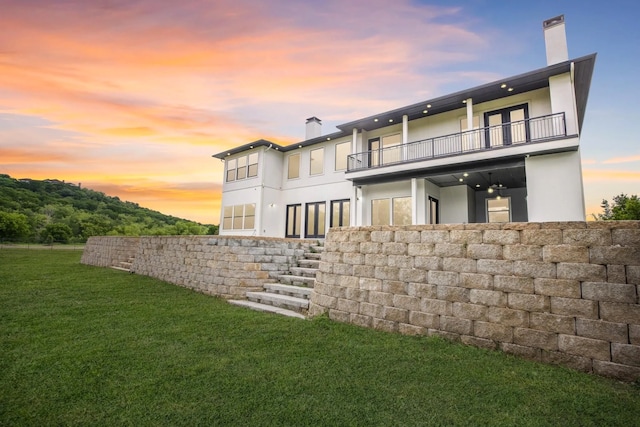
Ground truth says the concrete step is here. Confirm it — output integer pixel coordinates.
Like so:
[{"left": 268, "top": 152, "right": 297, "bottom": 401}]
[
  {"left": 298, "top": 259, "right": 320, "bottom": 268},
  {"left": 276, "top": 274, "right": 316, "bottom": 287},
  {"left": 228, "top": 300, "right": 305, "bottom": 319},
  {"left": 289, "top": 266, "right": 318, "bottom": 278},
  {"left": 303, "top": 252, "right": 322, "bottom": 260},
  {"left": 246, "top": 291, "right": 309, "bottom": 310},
  {"left": 110, "top": 266, "right": 131, "bottom": 272},
  {"left": 119, "top": 261, "right": 133, "bottom": 269},
  {"left": 311, "top": 245, "right": 325, "bottom": 253},
  {"left": 264, "top": 283, "right": 313, "bottom": 299}
]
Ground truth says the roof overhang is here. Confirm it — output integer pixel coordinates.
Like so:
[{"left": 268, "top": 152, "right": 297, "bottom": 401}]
[
  {"left": 213, "top": 53, "right": 596, "bottom": 158},
  {"left": 337, "top": 53, "right": 596, "bottom": 133}
]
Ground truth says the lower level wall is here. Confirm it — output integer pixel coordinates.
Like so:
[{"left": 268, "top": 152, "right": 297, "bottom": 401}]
[
  {"left": 308, "top": 222, "right": 640, "bottom": 381},
  {"left": 82, "top": 235, "right": 316, "bottom": 298}
]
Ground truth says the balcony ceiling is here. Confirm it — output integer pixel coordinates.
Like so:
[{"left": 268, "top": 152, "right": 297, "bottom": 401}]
[{"left": 426, "top": 165, "right": 526, "bottom": 191}]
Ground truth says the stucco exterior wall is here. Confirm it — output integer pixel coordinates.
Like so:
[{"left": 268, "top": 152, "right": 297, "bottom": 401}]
[{"left": 308, "top": 222, "right": 640, "bottom": 381}]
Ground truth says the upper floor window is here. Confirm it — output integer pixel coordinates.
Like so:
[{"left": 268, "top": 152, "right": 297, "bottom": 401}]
[
  {"left": 310, "top": 147, "right": 324, "bottom": 175},
  {"left": 335, "top": 141, "right": 349, "bottom": 171},
  {"left": 226, "top": 152, "right": 259, "bottom": 182},
  {"left": 288, "top": 153, "right": 300, "bottom": 179}
]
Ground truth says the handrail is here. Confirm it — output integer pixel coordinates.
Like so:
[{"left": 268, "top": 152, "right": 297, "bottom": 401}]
[{"left": 347, "top": 112, "right": 566, "bottom": 171}]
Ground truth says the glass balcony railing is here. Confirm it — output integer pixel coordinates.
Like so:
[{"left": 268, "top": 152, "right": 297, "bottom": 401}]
[{"left": 347, "top": 112, "right": 566, "bottom": 172}]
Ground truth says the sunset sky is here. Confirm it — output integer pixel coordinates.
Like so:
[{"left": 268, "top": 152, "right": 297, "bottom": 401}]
[{"left": 1, "top": 0, "right": 638, "bottom": 224}]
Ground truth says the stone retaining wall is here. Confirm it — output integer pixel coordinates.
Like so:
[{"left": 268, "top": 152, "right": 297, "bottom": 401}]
[
  {"left": 82, "top": 235, "right": 316, "bottom": 298},
  {"left": 81, "top": 236, "right": 140, "bottom": 267},
  {"left": 308, "top": 222, "right": 640, "bottom": 381}
]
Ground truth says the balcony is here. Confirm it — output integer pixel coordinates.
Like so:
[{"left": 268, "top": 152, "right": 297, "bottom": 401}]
[{"left": 347, "top": 113, "right": 567, "bottom": 172}]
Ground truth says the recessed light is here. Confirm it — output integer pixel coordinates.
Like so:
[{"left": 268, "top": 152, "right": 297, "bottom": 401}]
[
  {"left": 427, "top": 104, "right": 431, "bottom": 108},
  {"left": 475, "top": 184, "right": 480, "bottom": 188},
  {"left": 249, "top": 145, "right": 253, "bottom": 149},
  {"left": 488, "top": 187, "right": 494, "bottom": 194},
  {"left": 275, "top": 147, "right": 279, "bottom": 150},
  {"left": 389, "top": 119, "right": 393, "bottom": 122},
  {"left": 374, "top": 118, "right": 379, "bottom": 122},
  {"left": 508, "top": 87, "right": 514, "bottom": 92},
  {"left": 422, "top": 110, "right": 428, "bottom": 114},
  {"left": 459, "top": 178, "right": 463, "bottom": 182},
  {"left": 326, "top": 137, "right": 331, "bottom": 140},
  {"left": 501, "top": 83, "right": 507, "bottom": 88},
  {"left": 298, "top": 145, "right": 302, "bottom": 148},
  {"left": 227, "top": 153, "right": 231, "bottom": 156},
  {"left": 462, "top": 100, "right": 467, "bottom": 104},
  {"left": 463, "top": 172, "right": 469, "bottom": 177}
]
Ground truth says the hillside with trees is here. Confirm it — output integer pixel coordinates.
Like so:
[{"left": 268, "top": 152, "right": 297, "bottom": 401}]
[{"left": 0, "top": 174, "right": 217, "bottom": 243}]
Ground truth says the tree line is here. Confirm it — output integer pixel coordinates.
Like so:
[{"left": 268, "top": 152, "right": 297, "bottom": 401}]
[{"left": 0, "top": 174, "right": 218, "bottom": 243}]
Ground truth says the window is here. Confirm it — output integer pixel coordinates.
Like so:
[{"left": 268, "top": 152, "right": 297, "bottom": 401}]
[
  {"left": 247, "top": 153, "right": 258, "bottom": 177},
  {"left": 487, "top": 197, "right": 511, "bottom": 223},
  {"left": 371, "top": 196, "right": 412, "bottom": 225},
  {"left": 392, "top": 197, "right": 412, "bottom": 225},
  {"left": 226, "top": 153, "right": 259, "bottom": 182},
  {"left": 286, "top": 204, "right": 302, "bottom": 238},
  {"left": 310, "top": 148, "right": 324, "bottom": 175},
  {"left": 335, "top": 142, "right": 350, "bottom": 171},
  {"left": 371, "top": 199, "right": 390, "bottom": 226},
  {"left": 222, "top": 203, "right": 256, "bottom": 230},
  {"left": 484, "top": 104, "right": 529, "bottom": 147},
  {"left": 236, "top": 156, "right": 247, "bottom": 180},
  {"left": 305, "top": 202, "right": 326, "bottom": 238},
  {"left": 369, "top": 134, "right": 402, "bottom": 167},
  {"left": 222, "top": 206, "right": 233, "bottom": 230},
  {"left": 288, "top": 153, "right": 300, "bottom": 179},
  {"left": 226, "top": 159, "right": 237, "bottom": 182},
  {"left": 428, "top": 196, "right": 439, "bottom": 224},
  {"left": 330, "top": 199, "right": 350, "bottom": 228}
]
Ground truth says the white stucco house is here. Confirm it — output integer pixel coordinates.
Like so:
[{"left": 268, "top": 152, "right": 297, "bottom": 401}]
[{"left": 213, "top": 15, "right": 596, "bottom": 238}]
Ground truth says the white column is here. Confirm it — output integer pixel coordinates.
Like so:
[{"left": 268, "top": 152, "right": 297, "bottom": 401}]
[
  {"left": 411, "top": 178, "right": 418, "bottom": 225},
  {"left": 402, "top": 115, "right": 408, "bottom": 144},
  {"left": 466, "top": 98, "right": 473, "bottom": 130},
  {"left": 352, "top": 185, "right": 359, "bottom": 226}
]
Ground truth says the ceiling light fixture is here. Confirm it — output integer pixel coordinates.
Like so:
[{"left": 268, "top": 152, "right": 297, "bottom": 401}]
[
  {"left": 508, "top": 87, "right": 514, "bottom": 92},
  {"left": 374, "top": 118, "right": 379, "bottom": 122},
  {"left": 463, "top": 173, "right": 469, "bottom": 177},
  {"left": 389, "top": 119, "right": 393, "bottom": 122},
  {"left": 501, "top": 83, "right": 507, "bottom": 88},
  {"left": 423, "top": 110, "right": 428, "bottom": 114},
  {"left": 427, "top": 104, "right": 431, "bottom": 108}
]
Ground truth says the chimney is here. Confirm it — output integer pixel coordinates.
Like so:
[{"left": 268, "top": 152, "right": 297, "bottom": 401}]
[
  {"left": 305, "top": 116, "right": 322, "bottom": 140},
  {"left": 543, "top": 15, "right": 569, "bottom": 65}
]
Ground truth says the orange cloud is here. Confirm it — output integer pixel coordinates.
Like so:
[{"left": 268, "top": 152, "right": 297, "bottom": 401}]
[{"left": 602, "top": 154, "right": 640, "bottom": 164}]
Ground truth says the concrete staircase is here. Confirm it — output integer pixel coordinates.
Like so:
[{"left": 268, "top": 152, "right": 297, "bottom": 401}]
[
  {"left": 228, "top": 243, "right": 323, "bottom": 319},
  {"left": 110, "top": 256, "right": 135, "bottom": 273}
]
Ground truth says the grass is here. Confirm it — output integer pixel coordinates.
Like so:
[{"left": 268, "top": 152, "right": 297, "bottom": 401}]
[{"left": 1, "top": 250, "right": 639, "bottom": 426}]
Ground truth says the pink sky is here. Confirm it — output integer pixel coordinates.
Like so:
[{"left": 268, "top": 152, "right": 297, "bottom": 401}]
[{"left": 1, "top": 1, "right": 638, "bottom": 223}]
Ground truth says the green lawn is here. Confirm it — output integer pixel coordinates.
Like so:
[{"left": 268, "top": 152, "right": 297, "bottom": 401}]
[{"left": 1, "top": 249, "right": 638, "bottom": 426}]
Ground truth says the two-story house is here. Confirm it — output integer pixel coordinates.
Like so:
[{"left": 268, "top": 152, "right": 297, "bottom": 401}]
[{"left": 214, "top": 16, "right": 596, "bottom": 238}]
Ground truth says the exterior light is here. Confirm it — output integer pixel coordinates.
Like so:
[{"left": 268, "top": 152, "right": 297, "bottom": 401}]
[
  {"left": 501, "top": 83, "right": 507, "bottom": 88},
  {"left": 389, "top": 119, "right": 393, "bottom": 122},
  {"left": 488, "top": 187, "right": 494, "bottom": 194},
  {"left": 374, "top": 118, "right": 379, "bottom": 122},
  {"left": 496, "top": 195, "right": 502, "bottom": 200},
  {"left": 327, "top": 137, "right": 331, "bottom": 140},
  {"left": 298, "top": 145, "right": 302, "bottom": 148},
  {"left": 427, "top": 104, "right": 431, "bottom": 108},
  {"left": 475, "top": 184, "right": 480, "bottom": 188},
  {"left": 459, "top": 178, "right": 463, "bottom": 182},
  {"left": 508, "top": 87, "right": 514, "bottom": 92},
  {"left": 462, "top": 100, "right": 467, "bottom": 104},
  {"left": 423, "top": 110, "right": 428, "bottom": 114},
  {"left": 463, "top": 173, "right": 469, "bottom": 177}
]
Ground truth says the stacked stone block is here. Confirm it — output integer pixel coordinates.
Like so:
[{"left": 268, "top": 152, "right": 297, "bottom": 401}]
[
  {"left": 82, "top": 235, "right": 315, "bottom": 299},
  {"left": 309, "top": 221, "right": 640, "bottom": 381},
  {"left": 81, "top": 236, "right": 140, "bottom": 267}
]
